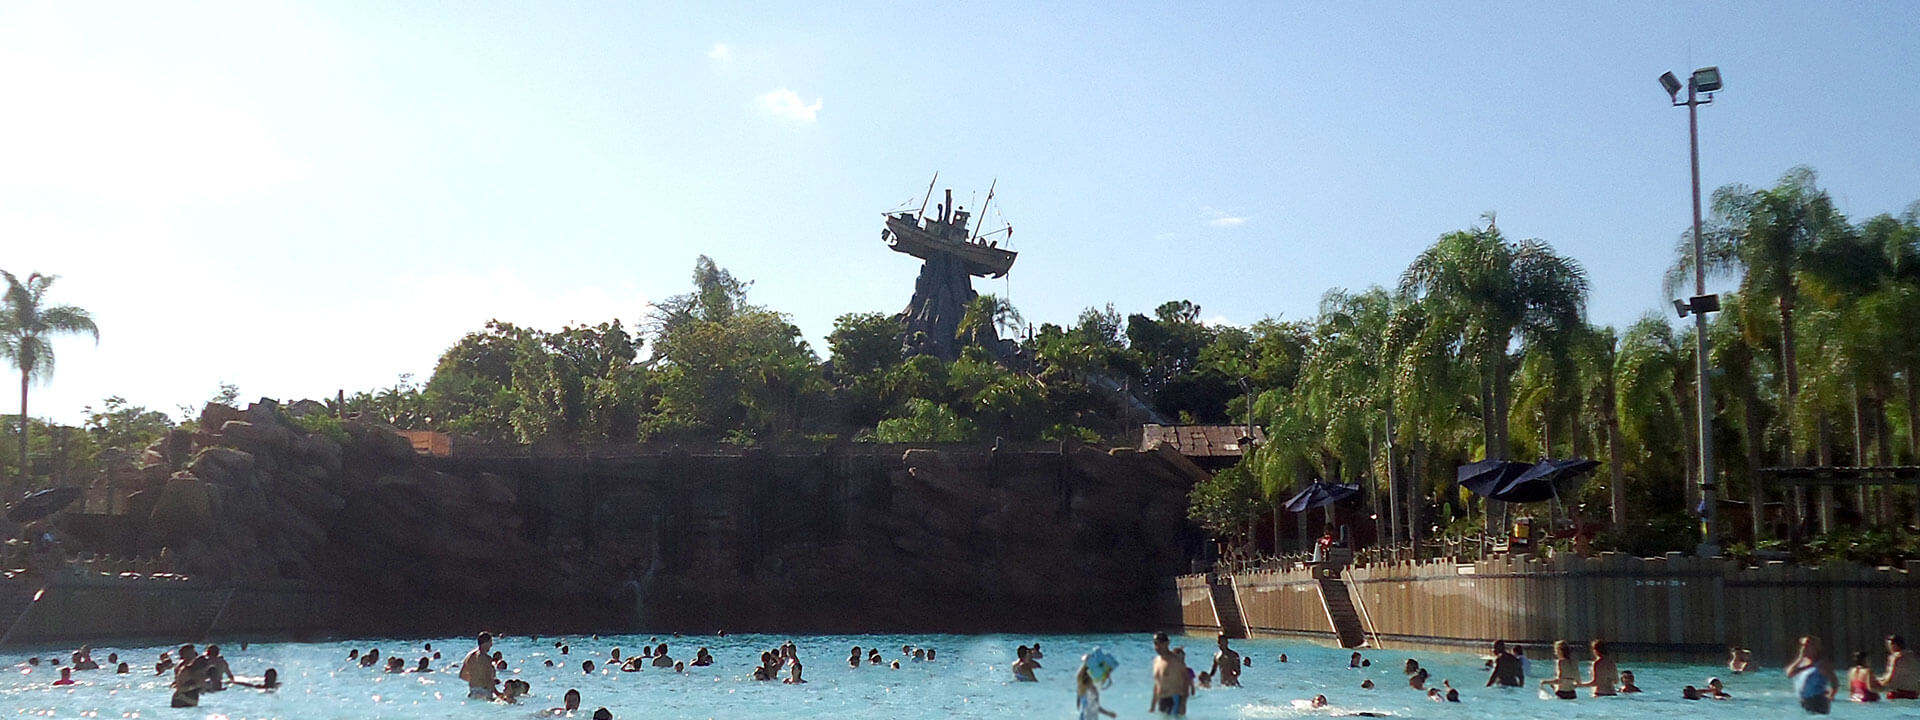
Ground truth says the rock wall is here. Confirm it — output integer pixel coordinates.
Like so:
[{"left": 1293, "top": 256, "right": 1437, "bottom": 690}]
[{"left": 89, "top": 401, "right": 1205, "bottom": 636}]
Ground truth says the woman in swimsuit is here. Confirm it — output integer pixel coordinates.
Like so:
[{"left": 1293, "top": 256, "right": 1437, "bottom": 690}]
[
  {"left": 1850, "top": 651, "right": 1881, "bottom": 702},
  {"left": 1539, "top": 641, "right": 1579, "bottom": 699},
  {"left": 1789, "top": 635, "right": 1839, "bottom": 714}
]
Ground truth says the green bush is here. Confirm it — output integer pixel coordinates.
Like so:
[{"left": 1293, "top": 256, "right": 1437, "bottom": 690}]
[{"left": 289, "top": 412, "right": 350, "bottom": 445}]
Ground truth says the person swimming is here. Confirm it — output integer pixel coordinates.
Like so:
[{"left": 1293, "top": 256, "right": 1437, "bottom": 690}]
[
  {"left": 1619, "top": 670, "right": 1642, "bottom": 693},
  {"left": 693, "top": 647, "right": 713, "bottom": 667},
  {"left": 1012, "top": 645, "right": 1040, "bottom": 682},
  {"left": 547, "top": 688, "right": 582, "bottom": 715}
]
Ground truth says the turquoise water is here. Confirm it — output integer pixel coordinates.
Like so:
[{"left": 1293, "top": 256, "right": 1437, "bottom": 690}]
[{"left": 0, "top": 633, "right": 1898, "bottom": 718}]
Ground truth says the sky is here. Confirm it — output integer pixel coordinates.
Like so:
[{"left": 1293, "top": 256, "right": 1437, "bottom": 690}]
[{"left": 2, "top": 1, "right": 1916, "bottom": 425}]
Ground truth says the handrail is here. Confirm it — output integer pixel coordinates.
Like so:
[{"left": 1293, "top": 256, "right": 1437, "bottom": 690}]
[
  {"left": 1343, "top": 572, "right": 1384, "bottom": 649},
  {"left": 200, "top": 587, "right": 238, "bottom": 640}
]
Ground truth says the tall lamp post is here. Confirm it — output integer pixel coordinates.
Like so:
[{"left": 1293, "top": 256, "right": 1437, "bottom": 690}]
[{"left": 1662, "top": 66, "right": 1723, "bottom": 555}]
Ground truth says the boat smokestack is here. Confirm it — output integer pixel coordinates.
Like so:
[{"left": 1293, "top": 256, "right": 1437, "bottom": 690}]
[{"left": 943, "top": 189, "right": 953, "bottom": 223}]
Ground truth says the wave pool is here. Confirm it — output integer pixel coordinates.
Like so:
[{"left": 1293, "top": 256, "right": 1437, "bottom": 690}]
[{"left": 0, "top": 632, "right": 1871, "bottom": 718}]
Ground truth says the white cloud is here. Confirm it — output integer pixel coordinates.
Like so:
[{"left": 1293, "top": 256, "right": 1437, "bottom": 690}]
[
  {"left": 759, "top": 88, "right": 823, "bottom": 122},
  {"left": 707, "top": 43, "right": 731, "bottom": 62},
  {"left": 1203, "top": 315, "right": 1241, "bottom": 329},
  {"left": 1203, "top": 206, "right": 1248, "bottom": 228}
]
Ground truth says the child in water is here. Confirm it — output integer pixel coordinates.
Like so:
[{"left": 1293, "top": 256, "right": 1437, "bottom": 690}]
[{"left": 1077, "top": 665, "right": 1115, "bottom": 720}]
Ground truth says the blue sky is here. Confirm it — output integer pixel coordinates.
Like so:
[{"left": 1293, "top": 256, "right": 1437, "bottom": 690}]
[{"left": 3, "top": 1, "right": 1916, "bottom": 423}]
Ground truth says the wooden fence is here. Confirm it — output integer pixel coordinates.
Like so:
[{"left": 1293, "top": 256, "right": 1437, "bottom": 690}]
[{"left": 1172, "top": 552, "right": 1920, "bottom": 663}]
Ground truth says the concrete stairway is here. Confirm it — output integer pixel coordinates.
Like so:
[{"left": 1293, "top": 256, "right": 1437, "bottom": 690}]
[
  {"left": 1315, "top": 574, "right": 1368, "bottom": 648},
  {"left": 1208, "top": 579, "right": 1248, "bottom": 639}
]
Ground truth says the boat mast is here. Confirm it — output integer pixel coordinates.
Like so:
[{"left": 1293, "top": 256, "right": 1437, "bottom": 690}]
[
  {"left": 915, "top": 172, "right": 939, "bottom": 220},
  {"left": 970, "top": 179, "right": 996, "bottom": 241}
]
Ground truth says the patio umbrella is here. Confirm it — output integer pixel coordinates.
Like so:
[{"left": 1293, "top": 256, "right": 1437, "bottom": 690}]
[
  {"left": 1492, "top": 458, "right": 1601, "bottom": 503},
  {"left": 1457, "top": 460, "right": 1534, "bottom": 501},
  {"left": 7, "top": 487, "right": 83, "bottom": 523},
  {"left": 1283, "top": 479, "right": 1361, "bottom": 513}
]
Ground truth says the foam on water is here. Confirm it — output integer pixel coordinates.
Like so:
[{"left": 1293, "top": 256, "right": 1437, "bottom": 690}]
[{"left": 0, "top": 632, "right": 1876, "bottom": 719}]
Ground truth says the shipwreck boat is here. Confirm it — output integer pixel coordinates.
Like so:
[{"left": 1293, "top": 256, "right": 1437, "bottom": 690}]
[{"left": 881, "top": 184, "right": 1017, "bottom": 278}]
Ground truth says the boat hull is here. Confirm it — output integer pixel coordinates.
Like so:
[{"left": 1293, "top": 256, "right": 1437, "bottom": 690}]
[{"left": 883, "top": 215, "right": 1017, "bottom": 278}]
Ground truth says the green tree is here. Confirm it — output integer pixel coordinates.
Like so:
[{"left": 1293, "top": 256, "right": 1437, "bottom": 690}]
[
  {"left": 82, "top": 396, "right": 173, "bottom": 452},
  {"left": 645, "top": 257, "right": 821, "bottom": 440},
  {"left": 0, "top": 271, "right": 98, "bottom": 491},
  {"left": 870, "top": 398, "right": 976, "bottom": 443},
  {"left": 1672, "top": 166, "right": 1848, "bottom": 459},
  {"left": 1399, "top": 220, "right": 1589, "bottom": 462}
]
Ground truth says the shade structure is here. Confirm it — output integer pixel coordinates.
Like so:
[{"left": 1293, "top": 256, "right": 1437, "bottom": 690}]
[
  {"left": 1283, "top": 479, "right": 1361, "bottom": 513},
  {"left": 1457, "top": 460, "right": 1534, "bottom": 501},
  {"left": 1496, "top": 458, "right": 1600, "bottom": 503},
  {"left": 7, "top": 487, "right": 82, "bottom": 523}
]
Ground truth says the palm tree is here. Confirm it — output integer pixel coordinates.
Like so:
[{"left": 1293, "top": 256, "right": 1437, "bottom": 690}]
[
  {"left": 1399, "top": 220, "right": 1590, "bottom": 462},
  {"left": 0, "top": 271, "right": 99, "bottom": 492},
  {"left": 1670, "top": 166, "right": 1847, "bottom": 461}
]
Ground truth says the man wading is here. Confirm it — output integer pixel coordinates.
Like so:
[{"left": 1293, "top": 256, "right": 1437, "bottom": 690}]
[{"left": 460, "top": 632, "right": 499, "bottom": 700}]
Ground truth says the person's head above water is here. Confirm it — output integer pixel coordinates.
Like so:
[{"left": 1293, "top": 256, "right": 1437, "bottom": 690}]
[
  {"left": 477, "top": 632, "right": 492, "bottom": 651},
  {"left": 563, "top": 688, "right": 581, "bottom": 710},
  {"left": 592, "top": 708, "right": 613, "bottom": 720}
]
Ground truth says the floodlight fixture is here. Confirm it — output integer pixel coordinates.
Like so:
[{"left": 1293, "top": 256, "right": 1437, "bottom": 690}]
[
  {"left": 1660, "top": 71, "right": 1682, "bottom": 100},
  {"left": 1691, "top": 66, "right": 1722, "bottom": 93}
]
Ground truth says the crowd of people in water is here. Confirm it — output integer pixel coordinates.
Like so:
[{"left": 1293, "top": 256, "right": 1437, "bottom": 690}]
[
  {"left": 12, "top": 629, "right": 1916, "bottom": 716},
  {"left": 1117, "top": 631, "right": 1918, "bottom": 716}
]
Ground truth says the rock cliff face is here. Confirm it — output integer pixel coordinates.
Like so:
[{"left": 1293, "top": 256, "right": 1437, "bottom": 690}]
[{"left": 100, "top": 400, "right": 1204, "bottom": 635}]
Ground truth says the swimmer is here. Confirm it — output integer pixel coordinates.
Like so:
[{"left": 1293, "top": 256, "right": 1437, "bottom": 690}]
[
  {"left": 1729, "top": 646, "right": 1752, "bottom": 674},
  {"left": 693, "top": 647, "right": 713, "bottom": 667},
  {"left": 583, "top": 660, "right": 596, "bottom": 674},
  {"left": 1311, "top": 694, "right": 1329, "bottom": 708},
  {"left": 1426, "top": 688, "right": 1445, "bottom": 702},
  {"left": 1409, "top": 668, "right": 1429, "bottom": 690},
  {"left": 592, "top": 708, "right": 613, "bottom": 720},
  {"left": 784, "top": 660, "right": 806, "bottom": 684},
  {"left": 1078, "top": 663, "right": 1117, "bottom": 719},
  {"left": 1789, "top": 635, "right": 1839, "bottom": 714},
  {"left": 202, "top": 646, "right": 234, "bottom": 691},
  {"left": 1485, "top": 640, "right": 1522, "bottom": 687},
  {"left": 1538, "top": 641, "right": 1577, "bottom": 699},
  {"left": 385, "top": 656, "right": 405, "bottom": 673},
  {"left": 1403, "top": 658, "right": 1419, "bottom": 675},
  {"left": 414, "top": 657, "right": 432, "bottom": 672},
  {"left": 850, "top": 647, "right": 863, "bottom": 668},
  {"left": 233, "top": 668, "right": 280, "bottom": 690},
  {"left": 115, "top": 663, "right": 129, "bottom": 674},
  {"left": 52, "top": 667, "right": 74, "bottom": 686},
  {"left": 1682, "top": 685, "right": 1702, "bottom": 700},
  {"left": 1196, "top": 671, "right": 1211, "bottom": 689},
  {"left": 1210, "top": 634, "right": 1241, "bottom": 687},
  {"left": 1149, "top": 632, "right": 1190, "bottom": 715},
  {"left": 1881, "top": 634, "right": 1919, "bottom": 699},
  {"left": 500, "top": 678, "right": 528, "bottom": 704},
  {"left": 547, "top": 688, "right": 582, "bottom": 715},
  {"left": 913, "top": 648, "right": 926, "bottom": 662},
  {"left": 674, "top": 661, "right": 685, "bottom": 674},
  {"left": 171, "top": 656, "right": 213, "bottom": 707},
  {"left": 1031, "top": 643, "right": 1044, "bottom": 660},
  {"left": 1361, "top": 678, "right": 1374, "bottom": 689},
  {"left": 1012, "top": 645, "right": 1040, "bottom": 682},
  {"left": 610, "top": 648, "right": 621, "bottom": 663},
  {"left": 360, "top": 648, "right": 379, "bottom": 668},
  {"left": 1350, "top": 651, "right": 1363, "bottom": 668},
  {"left": 868, "top": 649, "right": 882, "bottom": 665},
  {"left": 890, "top": 660, "right": 901, "bottom": 670},
  {"left": 1279, "top": 653, "right": 1288, "bottom": 663},
  {"left": 347, "top": 649, "right": 358, "bottom": 661},
  {"left": 927, "top": 649, "right": 936, "bottom": 661},
  {"left": 1706, "top": 676, "right": 1731, "bottom": 699},
  {"left": 459, "top": 632, "right": 500, "bottom": 700},
  {"left": 652, "top": 643, "right": 673, "bottom": 668},
  {"left": 1573, "top": 639, "right": 1617, "bottom": 697},
  {"left": 1619, "top": 670, "right": 1642, "bottom": 693},
  {"left": 546, "top": 660, "right": 557, "bottom": 668}
]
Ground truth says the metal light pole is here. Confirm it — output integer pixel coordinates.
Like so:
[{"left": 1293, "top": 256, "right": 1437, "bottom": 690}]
[{"left": 1663, "top": 66, "right": 1723, "bottom": 555}]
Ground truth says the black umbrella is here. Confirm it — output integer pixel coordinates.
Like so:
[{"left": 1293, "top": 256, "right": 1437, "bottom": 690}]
[
  {"left": 1494, "top": 458, "right": 1601, "bottom": 503},
  {"left": 1283, "top": 479, "right": 1361, "bottom": 513},
  {"left": 1458, "top": 460, "right": 1534, "bottom": 501},
  {"left": 7, "top": 487, "right": 82, "bottom": 523}
]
